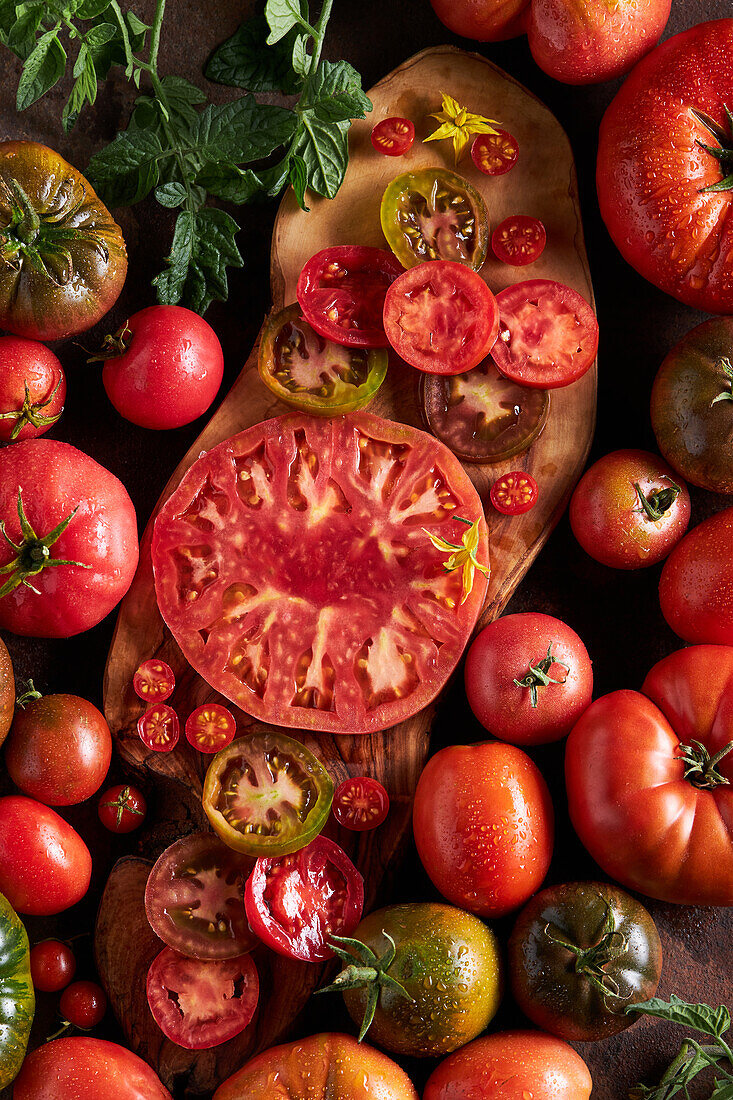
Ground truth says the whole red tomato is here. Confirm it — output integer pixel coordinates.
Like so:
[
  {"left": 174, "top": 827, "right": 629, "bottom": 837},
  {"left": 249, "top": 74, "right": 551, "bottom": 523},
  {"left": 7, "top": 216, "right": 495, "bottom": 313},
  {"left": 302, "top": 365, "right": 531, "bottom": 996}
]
[
  {"left": 0, "top": 636, "right": 14, "bottom": 747},
  {"left": 13, "top": 1037, "right": 172, "bottom": 1100},
  {"left": 569, "top": 449, "right": 690, "bottom": 569},
  {"left": 0, "top": 439, "right": 138, "bottom": 638},
  {"left": 659, "top": 506, "right": 733, "bottom": 644},
  {"left": 98, "top": 784, "right": 147, "bottom": 833},
  {"left": 597, "top": 20, "right": 733, "bottom": 313},
  {"left": 428, "top": 0, "right": 529, "bottom": 41},
  {"left": 566, "top": 646, "right": 733, "bottom": 906},
  {"left": 0, "top": 336, "right": 65, "bottom": 442},
  {"left": 464, "top": 612, "right": 593, "bottom": 745},
  {"left": 413, "top": 741, "right": 554, "bottom": 917},
  {"left": 0, "top": 795, "right": 92, "bottom": 915},
  {"left": 96, "top": 306, "right": 225, "bottom": 430}
]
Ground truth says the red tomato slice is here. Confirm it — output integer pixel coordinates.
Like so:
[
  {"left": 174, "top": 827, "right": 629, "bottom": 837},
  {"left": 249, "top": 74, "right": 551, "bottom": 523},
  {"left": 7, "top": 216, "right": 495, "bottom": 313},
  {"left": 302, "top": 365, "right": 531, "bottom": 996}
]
[
  {"left": 383, "top": 261, "right": 500, "bottom": 376},
  {"left": 490, "top": 471, "right": 538, "bottom": 515},
  {"left": 333, "top": 777, "right": 389, "bottom": 831},
  {"left": 244, "top": 836, "right": 364, "bottom": 961},
  {"left": 132, "top": 659, "right": 175, "bottom": 703},
  {"left": 491, "top": 280, "right": 598, "bottom": 389},
  {"left": 492, "top": 216, "right": 546, "bottom": 266},
  {"left": 471, "top": 130, "right": 519, "bottom": 176},
  {"left": 296, "top": 246, "right": 403, "bottom": 348},
  {"left": 185, "top": 703, "right": 236, "bottom": 753},
  {"left": 146, "top": 947, "right": 258, "bottom": 1050},
  {"left": 371, "top": 117, "right": 415, "bottom": 156},
  {"left": 137, "top": 704, "right": 179, "bottom": 752}
]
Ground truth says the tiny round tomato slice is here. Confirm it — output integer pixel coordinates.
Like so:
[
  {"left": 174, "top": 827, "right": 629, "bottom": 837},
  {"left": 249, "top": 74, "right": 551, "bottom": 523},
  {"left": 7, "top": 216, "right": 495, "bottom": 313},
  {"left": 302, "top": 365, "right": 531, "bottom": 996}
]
[
  {"left": 132, "top": 659, "right": 175, "bottom": 703},
  {"left": 490, "top": 471, "right": 539, "bottom": 515},
  {"left": 296, "top": 246, "right": 403, "bottom": 348},
  {"left": 333, "top": 777, "right": 389, "bottom": 831},
  {"left": 381, "top": 168, "right": 489, "bottom": 271},
  {"left": 491, "top": 280, "right": 598, "bottom": 389},
  {"left": 185, "top": 703, "right": 236, "bottom": 754},
  {"left": 471, "top": 129, "right": 519, "bottom": 176},
  {"left": 137, "top": 704, "right": 179, "bottom": 752},
  {"left": 146, "top": 947, "right": 258, "bottom": 1050},
  {"left": 383, "top": 260, "right": 499, "bottom": 375},
  {"left": 244, "top": 836, "right": 364, "bottom": 961},
  {"left": 492, "top": 215, "right": 547, "bottom": 267},
  {"left": 371, "top": 117, "right": 415, "bottom": 157}
]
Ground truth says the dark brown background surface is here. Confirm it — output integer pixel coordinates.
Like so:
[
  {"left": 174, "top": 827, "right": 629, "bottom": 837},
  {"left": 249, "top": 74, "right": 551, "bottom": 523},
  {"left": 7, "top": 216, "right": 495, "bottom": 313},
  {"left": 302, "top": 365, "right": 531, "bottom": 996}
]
[{"left": 0, "top": 0, "right": 731, "bottom": 1096}]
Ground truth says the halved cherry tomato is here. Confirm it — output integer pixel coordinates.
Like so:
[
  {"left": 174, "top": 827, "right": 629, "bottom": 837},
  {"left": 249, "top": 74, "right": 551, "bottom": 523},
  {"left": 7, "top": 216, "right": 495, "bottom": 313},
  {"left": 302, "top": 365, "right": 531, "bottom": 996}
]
[
  {"left": 492, "top": 215, "right": 547, "bottom": 267},
  {"left": 371, "top": 117, "right": 415, "bottom": 157},
  {"left": 132, "top": 659, "right": 175, "bottom": 703},
  {"left": 381, "top": 168, "right": 489, "bottom": 271},
  {"left": 137, "top": 704, "right": 179, "bottom": 753},
  {"left": 258, "top": 304, "right": 387, "bottom": 415},
  {"left": 471, "top": 130, "right": 519, "bottom": 176},
  {"left": 185, "top": 703, "right": 236, "bottom": 754},
  {"left": 98, "top": 784, "right": 147, "bottom": 834},
  {"left": 383, "top": 260, "right": 499, "bottom": 375},
  {"left": 491, "top": 471, "right": 539, "bottom": 515},
  {"left": 491, "top": 280, "right": 598, "bottom": 389},
  {"left": 146, "top": 947, "right": 258, "bottom": 1050},
  {"left": 333, "top": 777, "right": 389, "bottom": 831},
  {"left": 296, "top": 246, "right": 403, "bottom": 348}
]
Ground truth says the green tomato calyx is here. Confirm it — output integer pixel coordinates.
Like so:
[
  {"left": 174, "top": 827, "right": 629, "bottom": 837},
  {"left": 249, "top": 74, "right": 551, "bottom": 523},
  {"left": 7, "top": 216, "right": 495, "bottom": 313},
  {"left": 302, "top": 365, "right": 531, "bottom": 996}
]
[
  {"left": 678, "top": 739, "right": 733, "bottom": 790},
  {"left": 0, "top": 377, "right": 63, "bottom": 440},
  {"left": 15, "top": 679, "right": 42, "bottom": 709},
  {"left": 544, "top": 898, "right": 629, "bottom": 1005},
  {"left": 514, "top": 642, "right": 569, "bottom": 708},
  {"left": 697, "top": 105, "right": 733, "bottom": 194},
  {"left": 711, "top": 357, "right": 733, "bottom": 406},
  {"left": 634, "top": 479, "right": 681, "bottom": 523},
  {"left": 316, "top": 932, "right": 413, "bottom": 1042},
  {"left": 87, "top": 321, "right": 134, "bottom": 364},
  {"left": 0, "top": 489, "right": 90, "bottom": 599}
]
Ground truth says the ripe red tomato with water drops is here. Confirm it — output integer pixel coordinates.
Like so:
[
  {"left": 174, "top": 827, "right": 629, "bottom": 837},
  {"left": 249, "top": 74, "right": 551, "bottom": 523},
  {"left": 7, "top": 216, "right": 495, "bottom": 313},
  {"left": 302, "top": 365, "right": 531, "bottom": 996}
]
[
  {"left": 133, "top": 659, "right": 175, "bottom": 703},
  {"left": 659, "top": 506, "right": 733, "bottom": 645},
  {"left": 0, "top": 336, "right": 65, "bottom": 442},
  {"left": 13, "top": 1037, "right": 173, "bottom": 1100},
  {"left": 492, "top": 216, "right": 546, "bottom": 267},
  {"left": 245, "top": 835, "right": 364, "bottom": 961},
  {"left": 296, "top": 246, "right": 403, "bottom": 348},
  {"left": 472, "top": 130, "right": 518, "bottom": 176},
  {"left": 98, "top": 784, "right": 147, "bottom": 834},
  {"left": 60, "top": 982, "right": 106, "bottom": 1030},
  {"left": 428, "top": 0, "right": 530, "bottom": 41},
  {"left": 137, "top": 704, "right": 179, "bottom": 753},
  {"left": 30, "top": 940, "right": 76, "bottom": 992},
  {"left": 490, "top": 471, "right": 538, "bottom": 515},
  {"left": 333, "top": 777, "right": 389, "bottom": 831},
  {"left": 0, "top": 795, "right": 91, "bottom": 915},
  {"left": 185, "top": 703, "right": 236, "bottom": 753},
  {"left": 371, "top": 117, "right": 415, "bottom": 156}
]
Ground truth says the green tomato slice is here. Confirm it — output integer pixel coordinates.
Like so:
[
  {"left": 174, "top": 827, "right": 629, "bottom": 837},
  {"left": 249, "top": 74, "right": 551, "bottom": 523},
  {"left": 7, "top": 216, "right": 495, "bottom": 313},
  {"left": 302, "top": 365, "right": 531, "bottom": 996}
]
[{"left": 0, "top": 891, "right": 34, "bottom": 1089}]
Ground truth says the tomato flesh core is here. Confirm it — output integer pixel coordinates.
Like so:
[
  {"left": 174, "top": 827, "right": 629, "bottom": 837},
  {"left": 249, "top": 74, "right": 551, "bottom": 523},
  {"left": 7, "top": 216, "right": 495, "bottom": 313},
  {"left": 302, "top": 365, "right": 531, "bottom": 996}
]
[
  {"left": 491, "top": 472, "right": 539, "bottom": 515},
  {"left": 471, "top": 129, "right": 519, "bottom": 176},
  {"left": 381, "top": 168, "right": 489, "bottom": 270},
  {"left": 492, "top": 215, "right": 547, "bottom": 266},
  {"left": 371, "top": 117, "right": 416, "bottom": 156},
  {"left": 333, "top": 777, "right": 389, "bottom": 831},
  {"left": 137, "top": 704, "right": 179, "bottom": 752},
  {"left": 133, "top": 660, "right": 176, "bottom": 704},
  {"left": 185, "top": 703, "right": 236, "bottom": 753}
]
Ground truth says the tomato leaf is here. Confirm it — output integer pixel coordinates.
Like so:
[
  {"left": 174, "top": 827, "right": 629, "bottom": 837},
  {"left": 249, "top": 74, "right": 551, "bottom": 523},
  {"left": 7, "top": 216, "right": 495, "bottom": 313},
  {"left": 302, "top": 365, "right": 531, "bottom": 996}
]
[
  {"left": 629, "top": 997, "right": 731, "bottom": 1039},
  {"left": 196, "top": 159, "right": 291, "bottom": 205},
  {"left": 292, "top": 114, "right": 349, "bottom": 199},
  {"left": 153, "top": 207, "right": 243, "bottom": 314},
  {"left": 62, "top": 52, "right": 98, "bottom": 132},
  {"left": 289, "top": 153, "right": 309, "bottom": 210},
  {"left": 305, "top": 59, "right": 372, "bottom": 124},
  {"left": 87, "top": 128, "right": 165, "bottom": 206},
  {"left": 1, "top": 4, "right": 43, "bottom": 60},
  {"left": 76, "top": 0, "right": 115, "bottom": 17},
  {"left": 264, "top": 0, "right": 307, "bottom": 45},
  {"left": 186, "top": 96, "right": 298, "bottom": 166},
  {"left": 17, "top": 29, "right": 66, "bottom": 110},
  {"left": 205, "top": 15, "right": 302, "bottom": 93}
]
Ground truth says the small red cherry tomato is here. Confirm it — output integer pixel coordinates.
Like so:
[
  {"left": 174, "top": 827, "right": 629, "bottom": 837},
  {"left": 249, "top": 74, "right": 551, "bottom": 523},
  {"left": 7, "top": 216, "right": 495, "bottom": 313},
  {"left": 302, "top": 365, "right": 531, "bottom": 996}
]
[
  {"left": 492, "top": 215, "right": 547, "bottom": 266},
  {"left": 137, "top": 705, "right": 179, "bottom": 753},
  {"left": 491, "top": 471, "right": 539, "bottom": 515},
  {"left": 132, "top": 659, "right": 175, "bottom": 703},
  {"left": 333, "top": 777, "right": 389, "bottom": 831},
  {"left": 30, "top": 940, "right": 76, "bottom": 993},
  {"left": 185, "top": 704, "right": 237, "bottom": 754},
  {"left": 59, "top": 981, "right": 107, "bottom": 1029},
  {"left": 371, "top": 117, "right": 416, "bottom": 157},
  {"left": 98, "top": 784, "right": 147, "bottom": 834},
  {"left": 471, "top": 129, "right": 519, "bottom": 176}
]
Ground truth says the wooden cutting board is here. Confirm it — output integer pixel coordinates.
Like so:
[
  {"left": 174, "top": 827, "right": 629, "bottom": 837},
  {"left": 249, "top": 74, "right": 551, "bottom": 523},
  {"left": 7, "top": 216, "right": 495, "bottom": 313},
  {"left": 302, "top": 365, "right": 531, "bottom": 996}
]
[{"left": 98, "top": 46, "right": 597, "bottom": 1094}]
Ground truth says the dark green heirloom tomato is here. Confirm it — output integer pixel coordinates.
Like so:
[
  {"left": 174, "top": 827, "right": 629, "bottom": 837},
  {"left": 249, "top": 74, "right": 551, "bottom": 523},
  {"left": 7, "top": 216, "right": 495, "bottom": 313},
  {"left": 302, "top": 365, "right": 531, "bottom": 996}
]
[
  {"left": 0, "top": 141, "right": 127, "bottom": 341},
  {"left": 0, "top": 890, "right": 34, "bottom": 1089},
  {"left": 508, "top": 881, "right": 662, "bottom": 1042},
  {"left": 381, "top": 168, "right": 489, "bottom": 271}
]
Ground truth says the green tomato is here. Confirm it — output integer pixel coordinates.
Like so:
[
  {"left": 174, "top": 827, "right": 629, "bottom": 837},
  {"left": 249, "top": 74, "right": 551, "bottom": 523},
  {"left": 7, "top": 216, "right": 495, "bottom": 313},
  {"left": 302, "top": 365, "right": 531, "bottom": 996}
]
[{"left": 0, "top": 890, "right": 35, "bottom": 1088}]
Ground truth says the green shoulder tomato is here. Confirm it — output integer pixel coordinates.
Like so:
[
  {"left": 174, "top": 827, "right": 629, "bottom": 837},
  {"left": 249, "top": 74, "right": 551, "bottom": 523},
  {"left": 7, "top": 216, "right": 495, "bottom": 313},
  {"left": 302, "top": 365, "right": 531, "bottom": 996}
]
[
  {"left": 381, "top": 168, "right": 489, "bottom": 271},
  {"left": 0, "top": 890, "right": 34, "bottom": 1089}
]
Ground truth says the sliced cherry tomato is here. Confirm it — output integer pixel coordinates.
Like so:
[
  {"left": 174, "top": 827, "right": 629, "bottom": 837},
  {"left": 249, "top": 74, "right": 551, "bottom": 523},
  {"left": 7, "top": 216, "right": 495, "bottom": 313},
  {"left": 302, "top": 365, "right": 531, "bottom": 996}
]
[
  {"left": 98, "top": 784, "right": 147, "bottom": 834},
  {"left": 145, "top": 831, "right": 258, "bottom": 960},
  {"left": 333, "top": 777, "right": 389, "bottom": 831},
  {"left": 137, "top": 704, "right": 179, "bottom": 753},
  {"left": 492, "top": 215, "right": 547, "bottom": 266},
  {"left": 146, "top": 947, "right": 258, "bottom": 1050},
  {"left": 185, "top": 703, "right": 236, "bottom": 753},
  {"left": 258, "top": 304, "right": 388, "bottom": 415},
  {"left": 383, "top": 260, "right": 499, "bottom": 375},
  {"left": 490, "top": 471, "right": 539, "bottom": 515},
  {"left": 471, "top": 129, "right": 519, "bottom": 176},
  {"left": 244, "top": 835, "right": 364, "bottom": 961},
  {"left": 420, "top": 357, "right": 549, "bottom": 463},
  {"left": 371, "top": 117, "right": 415, "bottom": 157},
  {"left": 132, "top": 659, "right": 175, "bottom": 703},
  {"left": 30, "top": 940, "right": 76, "bottom": 992},
  {"left": 381, "top": 168, "right": 489, "bottom": 271},
  {"left": 296, "top": 246, "right": 403, "bottom": 348},
  {"left": 491, "top": 280, "right": 598, "bottom": 389},
  {"left": 59, "top": 981, "right": 106, "bottom": 1030}
]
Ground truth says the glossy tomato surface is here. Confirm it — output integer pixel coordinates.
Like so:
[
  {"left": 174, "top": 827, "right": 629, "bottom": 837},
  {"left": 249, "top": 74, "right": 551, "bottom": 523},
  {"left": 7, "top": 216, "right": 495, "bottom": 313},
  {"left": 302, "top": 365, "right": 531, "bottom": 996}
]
[
  {"left": 566, "top": 646, "right": 733, "bottom": 905},
  {"left": 659, "top": 506, "right": 733, "bottom": 643},
  {"left": 0, "top": 336, "right": 65, "bottom": 442},
  {"left": 296, "top": 246, "right": 403, "bottom": 347},
  {"left": 597, "top": 19, "right": 733, "bottom": 313},
  {"left": 0, "top": 795, "right": 91, "bottom": 914},
  {"left": 98, "top": 785, "right": 147, "bottom": 833},
  {"left": 0, "top": 636, "right": 13, "bottom": 747},
  {"left": 380, "top": 169, "right": 489, "bottom": 271},
  {"left": 60, "top": 981, "right": 106, "bottom": 1029},
  {"left": 413, "top": 741, "right": 554, "bottom": 917},
  {"left": 333, "top": 777, "right": 389, "bottom": 831},
  {"left": 30, "top": 939, "right": 76, "bottom": 992},
  {"left": 152, "top": 413, "right": 488, "bottom": 735},
  {"left": 427, "top": 0, "right": 529, "bottom": 41},
  {"left": 13, "top": 1037, "right": 173, "bottom": 1100}
]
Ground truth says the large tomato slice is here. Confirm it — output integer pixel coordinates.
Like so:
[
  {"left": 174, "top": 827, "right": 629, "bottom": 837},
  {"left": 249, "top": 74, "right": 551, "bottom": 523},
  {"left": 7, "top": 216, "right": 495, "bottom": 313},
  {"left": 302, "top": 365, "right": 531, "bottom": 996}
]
[
  {"left": 296, "top": 246, "right": 403, "bottom": 348},
  {"left": 152, "top": 412, "right": 488, "bottom": 735}
]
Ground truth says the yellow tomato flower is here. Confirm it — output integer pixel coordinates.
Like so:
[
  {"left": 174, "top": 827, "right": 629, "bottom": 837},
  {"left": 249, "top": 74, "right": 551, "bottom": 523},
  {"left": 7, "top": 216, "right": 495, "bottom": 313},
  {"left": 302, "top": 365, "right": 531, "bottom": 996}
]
[
  {"left": 423, "top": 516, "right": 489, "bottom": 605},
  {"left": 424, "top": 92, "right": 500, "bottom": 163}
]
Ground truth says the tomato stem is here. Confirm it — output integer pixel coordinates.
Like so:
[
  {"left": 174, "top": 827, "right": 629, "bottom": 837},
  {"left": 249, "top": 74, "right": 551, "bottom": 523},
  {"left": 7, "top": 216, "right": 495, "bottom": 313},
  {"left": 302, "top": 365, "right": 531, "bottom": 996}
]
[
  {"left": 0, "top": 377, "right": 63, "bottom": 439},
  {"left": 543, "top": 899, "right": 629, "bottom": 1006},
  {"left": 316, "top": 932, "right": 413, "bottom": 1042},
  {"left": 15, "top": 679, "right": 42, "bottom": 709},
  {"left": 87, "top": 321, "right": 134, "bottom": 363},
  {"left": 0, "top": 489, "right": 90, "bottom": 600},
  {"left": 513, "top": 642, "right": 568, "bottom": 708},
  {"left": 696, "top": 105, "right": 733, "bottom": 194},
  {"left": 678, "top": 739, "right": 733, "bottom": 789},
  {"left": 634, "top": 480, "right": 681, "bottom": 522},
  {"left": 711, "top": 357, "right": 733, "bottom": 405}
]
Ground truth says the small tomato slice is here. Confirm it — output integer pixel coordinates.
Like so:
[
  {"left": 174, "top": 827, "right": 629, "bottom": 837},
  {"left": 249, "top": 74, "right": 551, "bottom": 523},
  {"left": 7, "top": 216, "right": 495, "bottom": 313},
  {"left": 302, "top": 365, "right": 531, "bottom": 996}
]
[
  {"left": 492, "top": 215, "right": 547, "bottom": 266},
  {"left": 333, "top": 777, "right": 389, "bottom": 831},
  {"left": 371, "top": 117, "right": 415, "bottom": 156},
  {"left": 381, "top": 168, "right": 489, "bottom": 271},
  {"left": 296, "top": 246, "right": 403, "bottom": 348},
  {"left": 132, "top": 659, "right": 175, "bottom": 703},
  {"left": 491, "top": 471, "right": 539, "bottom": 515},
  {"left": 137, "top": 704, "right": 179, "bottom": 752},
  {"left": 471, "top": 130, "right": 519, "bottom": 176},
  {"left": 146, "top": 947, "right": 258, "bottom": 1050},
  {"left": 244, "top": 835, "right": 364, "bottom": 961},
  {"left": 185, "top": 703, "right": 236, "bottom": 754}
]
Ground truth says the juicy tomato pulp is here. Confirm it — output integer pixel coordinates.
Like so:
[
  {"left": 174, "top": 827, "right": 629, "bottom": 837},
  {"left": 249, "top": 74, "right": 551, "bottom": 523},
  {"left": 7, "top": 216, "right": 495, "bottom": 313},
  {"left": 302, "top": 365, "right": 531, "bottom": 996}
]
[
  {"left": 137, "top": 704, "right": 179, "bottom": 752},
  {"left": 381, "top": 168, "right": 489, "bottom": 271},
  {"left": 244, "top": 836, "right": 364, "bottom": 961},
  {"left": 492, "top": 215, "right": 546, "bottom": 266},
  {"left": 133, "top": 659, "right": 175, "bottom": 703},
  {"left": 333, "top": 777, "right": 389, "bottom": 831},
  {"left": 296, "top": 246, "right": 403, "bottom": 348},
  {"left": 146, "top": 947, "right": 258, "bottom": 1050},
  {"left": 185, "top": 703, "right": 236, "bottom": 753},
  {"left": 383, "top": 261, "right": 500, "bottom": 375},
  {"left": 471, "top": 130, "right": 519, "bottom": 176},
  {"left": 152, "top": 412, "right": 489, "bottom": 735},
  {"left": 490, "top": 472, "right": 539, "bottom": 515},
  {"left": 371, "top": 117, "right": 416, "bottom": 156}
]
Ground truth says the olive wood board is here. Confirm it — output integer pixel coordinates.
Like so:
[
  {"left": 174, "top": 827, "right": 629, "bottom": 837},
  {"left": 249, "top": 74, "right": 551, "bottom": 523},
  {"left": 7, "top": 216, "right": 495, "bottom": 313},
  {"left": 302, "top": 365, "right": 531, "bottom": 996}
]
[{"left": 99, "top": 46, "right": 597, "bottom": 1093}]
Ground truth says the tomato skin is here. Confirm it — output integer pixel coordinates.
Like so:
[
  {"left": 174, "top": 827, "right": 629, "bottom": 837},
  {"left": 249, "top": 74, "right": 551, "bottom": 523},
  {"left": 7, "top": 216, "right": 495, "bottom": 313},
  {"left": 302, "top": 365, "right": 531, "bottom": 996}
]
[
  {"left": 333, "top": 777, "right": 389, "bottom": 831},
  {"left": 371, "top": 118, "right": 415, "bottom": 157},
  {"left": 659, "top": 507, "right": 733, "bottom": 644},
  {"left": 13, "top": 1037, "right": 173, "bottom": 1100},
  {"left": 60, "top": 981, "right": 106, "bottom": 1029},
  {"left": 428, "top": 0, "right": 530, "bottom": 42},
  {"left": 0, "top": 336, "right": 65, "bottom": 442},
  {"left": 98, "top": 785, "right": 147, "bottom": 834},
  {"left": 413, "top": 742, "right": 554, "bottom": 917},
  {"left": 0, "top": 795, "right": 92, "bottom": 915},
  {"left": 0, "top": 636, "right": 14, "bottom": 749},
  {"left": 30, "top": 939, "right": 76, "bottom": 992}
]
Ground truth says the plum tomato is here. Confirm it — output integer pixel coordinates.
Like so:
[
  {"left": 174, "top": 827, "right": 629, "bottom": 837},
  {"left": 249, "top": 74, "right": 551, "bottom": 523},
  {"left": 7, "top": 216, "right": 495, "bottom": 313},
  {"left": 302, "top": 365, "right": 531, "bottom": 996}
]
[
  {"left": 371, "top": 117, "right": 415, "bottom": 157},
  {"left": 383, "top": 261, "right": 499, "bottom": 375},
  {"left": 659, "top": 506, "right": 733, "bottom": 644},
  {"left": 464, "top": 612, "right": 593, "bottom": 745},
  {"left": 0, "top": 337, "right": 65, "bottom": 443},
  {"left": 490, "top": 471, "right": 538, "bottom": 514},
  {"left": 185, "top": 703, "right": 236, "bottom": 753},
  {"left": 0, "top": 795, "right": 92, "bottom": 915},
  {"left": 5, "top": 693, "right": 112, "bottom": 806},
  {"left": 0, "top": 636, "right": 13, "bottom": 748},
  {"left": 413, "top": 742, "right": 554, "bottom": 918},
  {"left": 380, "top": 168, "right": 489, "bottom": 271},
  {"left": 570, "top": 449, "right": 690, "bottom": 570},
  {"left": 137, "top": 704, "right": 179, "bottom": 753},
  {"left": 95, "top": 306, "right": 224, "bottom": 430},
  {"left": 244, "top": 835, "right": 364, "bottom": 961},
  {"left": 258, "top": 304, "right": 388, "bottom": 415},
  {"left": 332, "top": 777, "right": 389, "bottom": 831},
  {"left": 97, "top": 785, "right": 147, "bottom": 834},
  {"left": 13, "top": 1038, "right": 173, "bottom": 1100},
  {"left": 59, "top": 982, "right": 106, "bottom": 1030},
  {"left": 145, "top": 831, "right": 258, "bottom": 960},
  {"left": 146, "top": 947, "right": 258, "bottom": 1050},
  {"left": 509, "top": 882, "right": 662, "bottom": 1042},
  {"left": 428, "top": 0, "right": 530, "bottom": 42},
  {"left": 30, "top": 940, "right": 76, "bottom": 992},
  {"left": 471, "top": 129, "right": 519, "bottom": 176},
  {"left": 492, "top": 215, "right": 546, "bottom": 266},
  {"left": 296, "top": 246, "right": 403, "bottom": 348},
  {"left": 152, "top": 412, "right": 488, "bottom": 736},
  {"left": 203, "top": 731, "right": 333, "bottom": 857},
  {"left": 132, "top": 659, "right": 175, "bottom": 704}
]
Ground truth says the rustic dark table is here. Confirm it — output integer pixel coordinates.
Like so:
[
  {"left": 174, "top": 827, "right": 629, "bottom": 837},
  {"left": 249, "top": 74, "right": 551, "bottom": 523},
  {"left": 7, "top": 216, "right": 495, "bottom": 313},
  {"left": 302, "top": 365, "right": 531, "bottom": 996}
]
[{"left": 1, "top": 0, "right": 732, "bottom": 1096}]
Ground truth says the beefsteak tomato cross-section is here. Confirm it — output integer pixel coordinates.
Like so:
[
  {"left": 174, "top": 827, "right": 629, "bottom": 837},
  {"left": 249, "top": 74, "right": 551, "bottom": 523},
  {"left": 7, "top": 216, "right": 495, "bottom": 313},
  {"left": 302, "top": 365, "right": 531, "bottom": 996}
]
[{"left": 152, "top": 412, "right": 489, "bottom": 735}]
